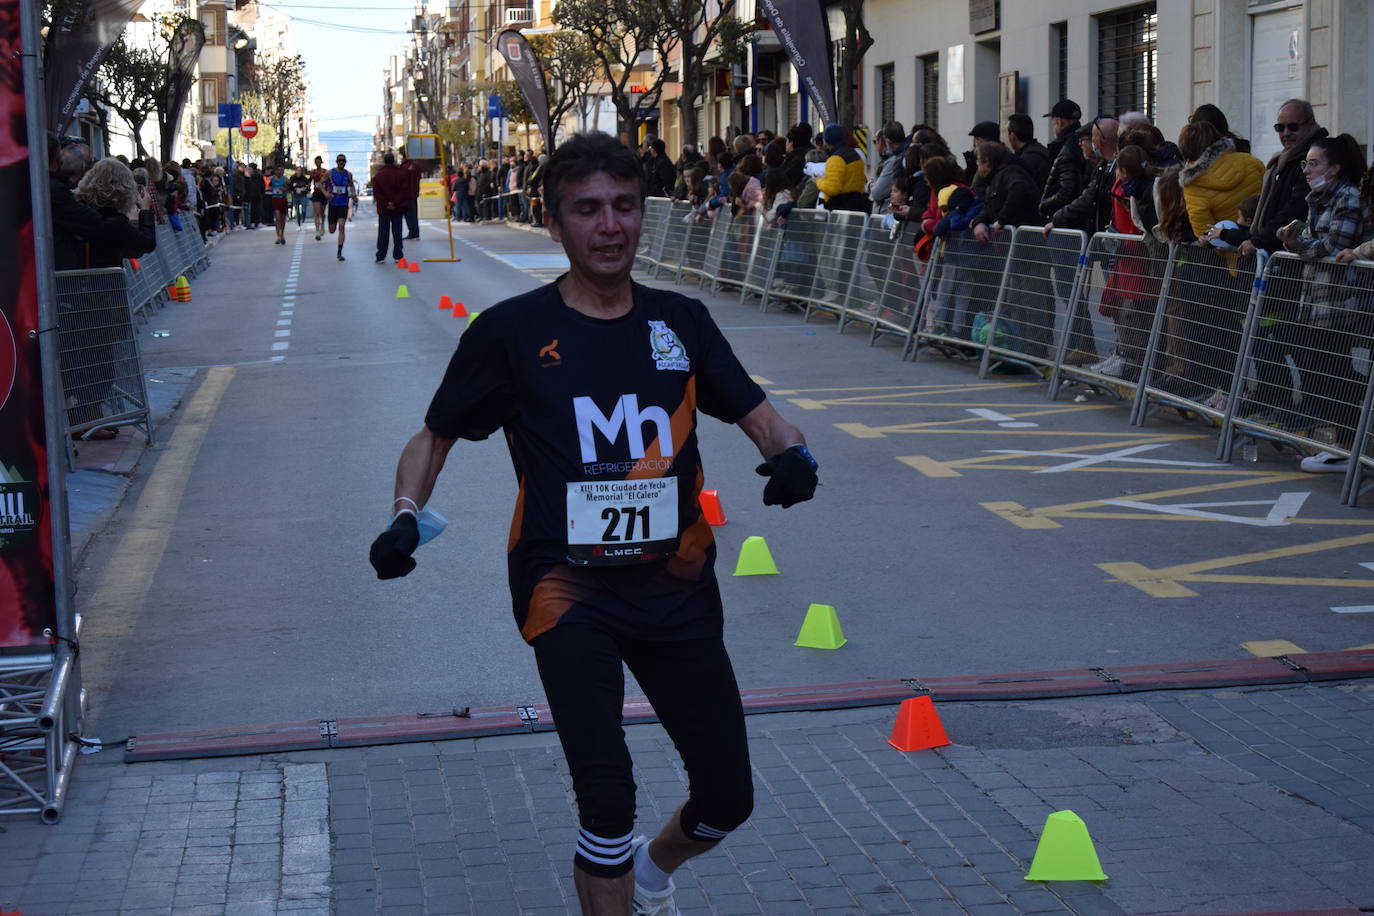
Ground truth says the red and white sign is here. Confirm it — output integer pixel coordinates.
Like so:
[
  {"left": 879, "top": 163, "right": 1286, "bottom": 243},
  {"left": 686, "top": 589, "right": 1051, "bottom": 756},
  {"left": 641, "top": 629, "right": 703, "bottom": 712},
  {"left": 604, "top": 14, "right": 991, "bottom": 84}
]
[{"left": 240, "top": 118, "right": 258, "bottom": 139}]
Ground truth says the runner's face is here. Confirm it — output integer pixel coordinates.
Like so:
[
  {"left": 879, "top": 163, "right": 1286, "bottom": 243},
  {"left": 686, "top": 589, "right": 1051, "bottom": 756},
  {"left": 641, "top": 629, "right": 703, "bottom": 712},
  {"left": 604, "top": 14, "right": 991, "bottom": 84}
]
[{"left": 547, "top": 172, "right": 642, "bottom": 283}]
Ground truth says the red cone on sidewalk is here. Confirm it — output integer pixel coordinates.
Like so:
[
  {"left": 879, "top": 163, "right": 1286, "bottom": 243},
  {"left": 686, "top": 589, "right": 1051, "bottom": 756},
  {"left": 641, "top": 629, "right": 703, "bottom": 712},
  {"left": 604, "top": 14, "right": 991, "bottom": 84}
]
[
  {"left": 439, "top": 295, "right": 453, "bottom": 310},
  {"left": 698, "top": 489, "right": 727, "bottom": 526},
  {"left": 451, "top": 301, "right": 468, "bottom": 317},
  {"left": 129, "top": 258, "right": 141, "bottom": 271},
  {"left": 396, "top": 258, "right": 409, "bottom": 269},
  {"left": 888, "top": 696, "right": 951, "bottom": 752},
  {"left": 408, "top": 261, "right": 420, "bottom": 274}
]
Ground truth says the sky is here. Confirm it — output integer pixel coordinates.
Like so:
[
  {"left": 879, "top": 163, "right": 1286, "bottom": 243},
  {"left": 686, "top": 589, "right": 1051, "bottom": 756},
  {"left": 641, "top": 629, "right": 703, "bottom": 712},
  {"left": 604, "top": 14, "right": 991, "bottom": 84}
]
[{"left": 254, "top": 0, "right": 416, "bottom": 136}]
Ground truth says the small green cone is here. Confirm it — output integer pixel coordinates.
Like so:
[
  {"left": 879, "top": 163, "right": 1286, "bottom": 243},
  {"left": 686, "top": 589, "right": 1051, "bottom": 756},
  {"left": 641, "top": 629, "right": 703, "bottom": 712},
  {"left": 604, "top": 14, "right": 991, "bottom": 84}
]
[
  {"left": 396, "top": 284, "right": 410, "bottom": 299},
  {"left": 794, "top": 603, "right": 846, "bottom": 649},
  {"left": 1024, "top": 810, "right": 1108, "bottom": 882},
  {"left": 466, "top": 310, "right": 481, "bottom": 327},
  {"left": 732, "top": 535, "right": 778, "bottom": 576}
]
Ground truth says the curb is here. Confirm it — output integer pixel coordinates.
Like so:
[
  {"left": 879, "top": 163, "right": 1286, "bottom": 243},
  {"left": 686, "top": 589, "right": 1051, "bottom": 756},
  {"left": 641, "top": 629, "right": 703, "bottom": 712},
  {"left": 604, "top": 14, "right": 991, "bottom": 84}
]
[{"left": 123, "top": 648, "right": 1374, "bottom": 762}]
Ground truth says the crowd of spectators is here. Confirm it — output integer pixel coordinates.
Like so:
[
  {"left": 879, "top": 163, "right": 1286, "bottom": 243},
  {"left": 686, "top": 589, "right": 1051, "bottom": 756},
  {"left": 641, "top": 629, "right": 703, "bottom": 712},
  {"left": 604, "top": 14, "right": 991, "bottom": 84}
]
[
  {"left": 643, "top": 97, "right": 1374, "bottom": 473},
  {"left": 444, "top": 149, "right": 548, "bottom": 224}
]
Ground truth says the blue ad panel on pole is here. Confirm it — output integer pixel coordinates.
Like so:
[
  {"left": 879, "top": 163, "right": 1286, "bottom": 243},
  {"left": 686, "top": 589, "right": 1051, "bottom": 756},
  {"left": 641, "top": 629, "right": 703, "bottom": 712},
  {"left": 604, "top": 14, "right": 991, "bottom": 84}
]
[{"left": 217, "top": 102, "right": 242, "bottom": 129}]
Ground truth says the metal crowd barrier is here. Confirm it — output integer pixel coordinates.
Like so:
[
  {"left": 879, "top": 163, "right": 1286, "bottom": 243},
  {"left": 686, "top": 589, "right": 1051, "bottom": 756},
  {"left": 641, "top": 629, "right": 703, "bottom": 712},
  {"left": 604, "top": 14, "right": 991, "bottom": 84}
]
[
  {"left": 633, "top": 199, "right": 1374, "bottom": 504},
  {"left": 652, "top": 202, "right": 694, "bottom": 280},
  {"left": 125, "top": 212, "right": 210, "bottom": 320},
  {"left": 54, "top": 268, "right": 153, "bottom": 444}
]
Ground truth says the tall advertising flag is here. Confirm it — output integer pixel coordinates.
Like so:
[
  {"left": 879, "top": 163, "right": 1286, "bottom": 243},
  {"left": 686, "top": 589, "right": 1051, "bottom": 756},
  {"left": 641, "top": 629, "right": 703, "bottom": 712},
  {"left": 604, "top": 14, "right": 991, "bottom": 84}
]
[
  {"left": 159, "top": 17, "right": 205, "bottom": 160},
  {"left": 1, "top": 0, "right": 57, "bottom": 647},
  {"left": 43, "top": 0, "right": 143, "bottom": 135},
  {"left": 757, "top": 0, "right": 837, "bottom": 127},
  {"left": 496, "top": 29, "right": 553, "bottom": 149}
]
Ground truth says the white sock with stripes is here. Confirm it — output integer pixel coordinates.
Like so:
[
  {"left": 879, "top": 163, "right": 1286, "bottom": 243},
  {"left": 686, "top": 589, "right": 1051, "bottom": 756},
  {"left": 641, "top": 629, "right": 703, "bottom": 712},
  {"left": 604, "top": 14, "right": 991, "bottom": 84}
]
[{"left": 634, "top": 840, "right": 671, "bottom": 892}]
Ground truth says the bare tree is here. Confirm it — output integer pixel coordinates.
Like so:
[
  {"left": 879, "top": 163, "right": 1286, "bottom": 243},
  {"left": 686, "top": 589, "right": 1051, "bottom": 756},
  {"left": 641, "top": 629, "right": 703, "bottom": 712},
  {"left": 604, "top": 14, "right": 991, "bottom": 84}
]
[
  {"left": 834, "top": 0, "right": 873, "bottom": 128},
  {"left": 527, "top": 30, "right": 597, "bottom": 147},
  {"left": 92, "top": 36, "right": 163, "bottom": 158},
  {"left": 552, "top": 0, "right": 675, "bottom": 144},
  {"left": 655, "top": 0, "right": 751, "bottom": 147},
  {"left": 253, "top": 53, "right": 307, "bottom": 165}
]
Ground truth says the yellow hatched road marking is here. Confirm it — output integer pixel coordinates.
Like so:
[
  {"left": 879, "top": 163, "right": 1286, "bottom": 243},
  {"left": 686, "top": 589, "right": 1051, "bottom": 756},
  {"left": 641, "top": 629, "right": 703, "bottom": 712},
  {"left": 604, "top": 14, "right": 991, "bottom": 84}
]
[{"left": 1242, "top": 640, "right": 1307, "bottom": 656}]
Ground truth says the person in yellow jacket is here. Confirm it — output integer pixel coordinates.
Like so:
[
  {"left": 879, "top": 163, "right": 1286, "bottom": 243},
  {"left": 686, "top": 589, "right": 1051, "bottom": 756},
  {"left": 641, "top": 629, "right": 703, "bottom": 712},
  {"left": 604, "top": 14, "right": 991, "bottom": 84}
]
[
  {"left": 1176, "top": 120, "right": 1263, "bottom": 239},
  {"left": 814, "top": 123, "right": 872, "bottom": 213}
]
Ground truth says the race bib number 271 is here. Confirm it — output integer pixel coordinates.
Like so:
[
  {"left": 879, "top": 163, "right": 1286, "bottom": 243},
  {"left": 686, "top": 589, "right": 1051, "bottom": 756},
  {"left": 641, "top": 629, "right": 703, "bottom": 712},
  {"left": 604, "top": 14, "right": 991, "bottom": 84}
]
[{"left": 566, "top": 478, "right": 679, "bottom": 565}]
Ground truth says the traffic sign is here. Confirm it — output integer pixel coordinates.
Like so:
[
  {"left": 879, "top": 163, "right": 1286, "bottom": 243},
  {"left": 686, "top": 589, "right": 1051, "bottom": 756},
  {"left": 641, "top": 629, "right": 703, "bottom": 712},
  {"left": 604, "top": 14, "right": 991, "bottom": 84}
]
[
  {"left": 487, "top": 96, "right": 504, "bottom": 119},
  {"left": 217, "top": 103, "right": 242, "bottom": 129},
  {"left": 240, "top": 118, "right": 258, "bottom": 139}
]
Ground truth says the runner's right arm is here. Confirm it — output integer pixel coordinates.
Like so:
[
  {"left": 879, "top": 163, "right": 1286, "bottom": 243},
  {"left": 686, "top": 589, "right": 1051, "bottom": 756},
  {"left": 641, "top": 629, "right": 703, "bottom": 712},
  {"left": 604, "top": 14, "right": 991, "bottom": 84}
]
[{"left": 369, "top": 427, "right": 456, "bottom": 579}]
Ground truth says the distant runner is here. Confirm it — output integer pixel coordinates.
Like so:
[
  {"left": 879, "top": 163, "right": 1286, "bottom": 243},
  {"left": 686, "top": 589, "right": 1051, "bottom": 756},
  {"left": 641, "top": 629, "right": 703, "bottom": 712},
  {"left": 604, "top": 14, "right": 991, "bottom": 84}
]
[
  {"left": 328, "top": 154, "right": 356, "bottom": 261},
  {"left": 289, "top": 165, "right": 311, "bottom": 228},
  {"left": 309, "top": 155, "right": 329, "bottom": 240},
  {"left": 267, "top": 165, "right": 289, "bottom": 245}
]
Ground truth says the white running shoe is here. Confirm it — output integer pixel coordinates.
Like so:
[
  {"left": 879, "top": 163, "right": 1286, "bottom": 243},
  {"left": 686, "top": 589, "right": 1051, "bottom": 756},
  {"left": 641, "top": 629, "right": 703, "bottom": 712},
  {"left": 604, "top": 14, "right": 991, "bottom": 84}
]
[
  {"left": 1096, "top": 352, "right": 1127, "bottom": 377},
  {"left": 630, "top": 836, "right": 680, "bottom": 916},
  {"left": 1300, "top": 450, "right": 1350, "bottom": 473}
]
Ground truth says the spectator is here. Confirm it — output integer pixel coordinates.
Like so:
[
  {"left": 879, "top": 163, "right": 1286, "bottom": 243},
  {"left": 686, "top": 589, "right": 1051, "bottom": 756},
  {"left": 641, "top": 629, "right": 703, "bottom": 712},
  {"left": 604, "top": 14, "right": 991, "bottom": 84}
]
[
  {"left": 971, "top": 141, "right": 1040, "bottom": 236},
  {"left": 644, "top": 138, "right": 676, "bottom": 198},
  {"left": 1189, "top": 104, "right": 1251, "bottom": 154},
  {"left": 400, "top": 148, "right": 423, "bottom": 239},
  {"left": 1039, "top": 99, "right": 1085, "bottom": 223},
  {"left": 964, "top": 120, "right": 999, "bottom": 188},
  {"left": 734, "top": 153, "right": 764, "bottom": 213},
  {"left": 918, "top": 153, "right": 975, "bottom": 339},
  {"left": 761, "top": 169, "right": 793, "bottom": 226},
  {"left": 780, "top": 123, "right": 814, "bottom": 193},
  {"left": 867, "top": 121, "right": 907, "bottom": 214},
  {"left": 475, "top": 160, "right": 495, "bottom": 220},
  {"left": 705, "top": 135, "right": 727, "bottom": 172},
  {"left": 731, "top": 132, "right": 754, "bottom": 158},
  {"left": 69, "top": 155, "right": 157, "bottom": 268},
  {"left": 1047, "top": 118, "right": 1120, "bottom": 234},
  {"left": 1006, "top": 113, "right": 1051, "bottom": 190},
  {"left": 1278, "top": 133, "right": 1367, "bottom": 259},
  {"left": 1176, "top": 120, "right": 1263, "bottom": 240},
  {"left": 792, "top": 148, "right": 828, "bottom": 210},
  {"left": 1246, "top": 98, "right": 1327, "bottom": 255},
  {"left": 371, "top": 151, "right": 409, "bottom": 264},
  {"left": 815, "top": 123, "right": 871, "bottom": 213}
]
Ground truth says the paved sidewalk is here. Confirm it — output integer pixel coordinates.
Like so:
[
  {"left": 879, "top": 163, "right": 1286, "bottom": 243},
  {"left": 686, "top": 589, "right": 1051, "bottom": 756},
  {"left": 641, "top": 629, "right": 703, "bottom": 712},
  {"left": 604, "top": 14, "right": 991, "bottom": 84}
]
[{"left": 3, "top": 680, "right": 1374, "bottom": 914}]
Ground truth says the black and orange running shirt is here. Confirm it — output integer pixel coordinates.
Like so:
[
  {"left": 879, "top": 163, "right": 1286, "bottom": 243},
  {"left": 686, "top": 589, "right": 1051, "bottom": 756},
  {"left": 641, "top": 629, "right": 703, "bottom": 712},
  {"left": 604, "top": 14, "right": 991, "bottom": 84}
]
[{"left": 424, "top": 280, "right": 765, "bottom": 643}]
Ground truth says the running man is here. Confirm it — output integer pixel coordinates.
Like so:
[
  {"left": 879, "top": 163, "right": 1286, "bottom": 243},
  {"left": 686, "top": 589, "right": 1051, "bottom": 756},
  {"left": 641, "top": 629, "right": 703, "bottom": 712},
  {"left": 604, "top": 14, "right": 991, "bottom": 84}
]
[
  {"left": 327, "top": 154, "right": 356, "bottom": 261},
  {"left": 369, "top": 132, "right": 819, "bottom": 916},
  {"left": 267, "top": 165, "right": 289, "bottom": 245},
  {"left": 309, "top": 155, "right": 329, "bottom": 240},
  {"left": 289, "top": 165, "right": 311, "bottom": 227}
]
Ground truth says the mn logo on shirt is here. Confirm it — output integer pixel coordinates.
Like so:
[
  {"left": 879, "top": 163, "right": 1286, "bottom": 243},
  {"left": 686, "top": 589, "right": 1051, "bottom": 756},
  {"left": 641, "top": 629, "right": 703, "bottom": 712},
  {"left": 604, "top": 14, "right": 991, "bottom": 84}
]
[{"left": 649, "top": 320, "right": 689, "bottom": 371}]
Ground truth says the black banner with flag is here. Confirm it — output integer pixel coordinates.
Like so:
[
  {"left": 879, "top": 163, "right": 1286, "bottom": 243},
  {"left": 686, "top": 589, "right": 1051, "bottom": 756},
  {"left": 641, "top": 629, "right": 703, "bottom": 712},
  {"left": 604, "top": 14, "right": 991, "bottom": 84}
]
[
  {"left": 43, "top": 0, "right": 142, "bottom": 135},
  {"left": 757, "top": 0, "right": 836, "bottom": 127},
  {"left": 496, "top": 29, "right": 552, "bottom": 150}
]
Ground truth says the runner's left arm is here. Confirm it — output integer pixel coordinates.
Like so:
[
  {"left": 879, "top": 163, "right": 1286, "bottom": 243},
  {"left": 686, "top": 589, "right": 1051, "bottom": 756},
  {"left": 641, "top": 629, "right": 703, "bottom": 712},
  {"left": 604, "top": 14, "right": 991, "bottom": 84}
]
[
  {"left": 738, "top": 400, "right": 818, "bottom": 508},
  {"left": 369, "top": 427, "right": 457, "bottom": 579}
]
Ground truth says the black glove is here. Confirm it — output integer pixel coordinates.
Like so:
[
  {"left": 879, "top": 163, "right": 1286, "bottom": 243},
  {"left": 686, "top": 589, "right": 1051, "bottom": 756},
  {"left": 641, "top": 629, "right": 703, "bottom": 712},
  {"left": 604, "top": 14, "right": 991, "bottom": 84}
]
[
  {"left": 370, "top": 512, "right": 420, "bottom": 579},
  {"left": 755, "top": 445, "right": 819, "bottom": 508}
]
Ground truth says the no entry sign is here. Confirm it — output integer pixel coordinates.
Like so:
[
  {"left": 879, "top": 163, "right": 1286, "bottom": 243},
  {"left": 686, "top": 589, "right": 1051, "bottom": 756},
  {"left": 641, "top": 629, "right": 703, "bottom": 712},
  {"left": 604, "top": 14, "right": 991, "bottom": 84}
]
[{"left": 240, "top": 118, "right": 258, "bottom": 139}]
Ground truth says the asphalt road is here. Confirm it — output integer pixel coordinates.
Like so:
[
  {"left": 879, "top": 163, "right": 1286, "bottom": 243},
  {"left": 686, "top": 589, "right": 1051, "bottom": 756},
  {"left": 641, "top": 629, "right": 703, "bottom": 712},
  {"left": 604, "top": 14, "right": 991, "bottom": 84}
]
[{"left": 73, "top": 213, "right": 1374, "bottom": 741}]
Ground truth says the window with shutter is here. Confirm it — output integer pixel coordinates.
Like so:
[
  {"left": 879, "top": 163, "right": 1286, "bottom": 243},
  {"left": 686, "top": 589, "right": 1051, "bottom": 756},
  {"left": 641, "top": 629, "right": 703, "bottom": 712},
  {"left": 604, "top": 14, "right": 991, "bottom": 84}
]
[{"left": 1097, "top": 4, "right": 1157, "bottom": 121}]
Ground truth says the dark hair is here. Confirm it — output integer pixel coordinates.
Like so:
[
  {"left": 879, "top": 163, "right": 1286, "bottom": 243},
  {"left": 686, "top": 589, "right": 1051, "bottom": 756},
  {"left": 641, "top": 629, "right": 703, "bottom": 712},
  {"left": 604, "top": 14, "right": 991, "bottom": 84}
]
[
  {"left": 1119, "top": 124, "right": 1164, "bottom": 156},
  {"left": 383, "top": 152, "right": 396, "bottom": 166},
  {"left": 542, "top": 131, "right": 645, "bottom": 223},
  {"left": 651, "top": 138, "right": 666, "bottom": 156},
  {"left": 1189, "top": 104, "right": 1230, "bottom": 136},
  {"left": 1154, "top": 168, "right": 1193, "bottom": 243},
  {"left": 762, "top": 168, "right": 790, "bottom": 209},
  {"left": 1238, "top": 194, "right": 1259, "bottom": 222},
  {"left": 1115, "top": 145, "right": 1149, "bottom": 179},
  {"left": 787, "top": 124, "right": 812, "bottom": 146},
  {"left": 737, "top": 153, "right": 764, "bottom": 178},
  {"left": 1177, "top": 121, "right": 1221, "bottom": 163},
  {"left": 1006, "top": 114, "right": 1034, "bottom": 144},
  {"left": 975, "top": 140, "right": 1010, "bottom": 170},
  {"left": 881, "top": 121, "right": 905, "bottom": 145},
  {"left": 921, "top": 154, "right": 960, "bottom": 189},
  {"left": 716, "top": 150, "right": 735, "bottom": 173},
  {"left": 763, "top": 139, "right": 786, "bottom": 170},
  {"left": 1310, "top": 134, "right": 1367, "bottom": 185}
]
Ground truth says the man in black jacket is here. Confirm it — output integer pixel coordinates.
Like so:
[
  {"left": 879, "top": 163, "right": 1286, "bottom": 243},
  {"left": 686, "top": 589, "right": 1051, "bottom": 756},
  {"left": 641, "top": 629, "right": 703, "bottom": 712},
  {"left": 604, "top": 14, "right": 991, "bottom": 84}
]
[
  {"left": 780, "top": 123, "right": 813, "bottom": 195},
  {"left": 644, "top": 139, "right": 676, "bottom": 198},
  {"left": 1038, "top": 99, "right": 1085, "bottom": 223},
  {"left": 1045, "top": 117, "right": 1118, "bottom": 235},
  {"left": 1245, "top": 99, "right": 1325, "bottom": 256},
  {"left": 1006, "top": 113, "right": 1051, "bottom": 191}
]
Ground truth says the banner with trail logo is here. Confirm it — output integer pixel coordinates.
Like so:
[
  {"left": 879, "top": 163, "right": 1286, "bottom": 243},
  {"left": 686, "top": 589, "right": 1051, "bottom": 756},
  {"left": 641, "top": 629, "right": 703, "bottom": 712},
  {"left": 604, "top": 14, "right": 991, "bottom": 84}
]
[
  {"left": 496, "top": 29, "right": 552, "bottom": 149},
  {"left": 1, "top": 0, "right": 56, "bottom": 647},
  {"left": 158, "top": 17, "right": 205, "bottom": 161},
  {"left": 43, "top": 0, "right": 143, "bottom": 135},
  {"left": 757, "top": 0, "right": 837, "bottom": 127}
]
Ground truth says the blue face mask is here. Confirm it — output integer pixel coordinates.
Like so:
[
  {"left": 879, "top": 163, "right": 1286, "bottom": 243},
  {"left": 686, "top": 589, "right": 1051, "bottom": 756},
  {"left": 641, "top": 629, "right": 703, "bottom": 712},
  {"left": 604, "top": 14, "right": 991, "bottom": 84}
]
[{"left": 416, "top": 507, "right": 448, "bottom": 547}]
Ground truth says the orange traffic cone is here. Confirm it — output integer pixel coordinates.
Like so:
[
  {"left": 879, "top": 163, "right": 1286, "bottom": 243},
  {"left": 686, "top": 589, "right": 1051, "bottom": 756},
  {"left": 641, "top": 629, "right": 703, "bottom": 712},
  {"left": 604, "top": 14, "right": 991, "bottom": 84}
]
[
  {"left": 439, "top": 295, "right": 453, "bottom": 310},
  {"left": 129, "top": 258, "right": 141, "bottom": 271},
  {"left": 450, "top": 301, "right": 468, "bottom": 317},
  {"left": 408, "top": 261, "right": 420, "bottom": 274},
  {"left": 396, "top": 258, "right": 409, "bottom": 269},
  {"left": 698, "top": 489, "right": 727, "bottom": 526},
  {"left": 888, "top": 696, "right": 951, "bottom": 752}
]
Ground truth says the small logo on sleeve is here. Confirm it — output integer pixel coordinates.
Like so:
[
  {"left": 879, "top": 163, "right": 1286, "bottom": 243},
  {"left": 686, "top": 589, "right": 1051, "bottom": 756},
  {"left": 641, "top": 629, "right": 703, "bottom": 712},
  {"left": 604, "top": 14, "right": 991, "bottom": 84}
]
[{"left": 648, "top": 321, "right": 689, "bottom": 371}]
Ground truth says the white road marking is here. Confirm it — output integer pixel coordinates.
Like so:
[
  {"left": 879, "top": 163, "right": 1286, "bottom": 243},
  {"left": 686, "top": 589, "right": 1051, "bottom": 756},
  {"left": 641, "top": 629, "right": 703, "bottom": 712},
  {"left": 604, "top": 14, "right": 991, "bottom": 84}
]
[
  {"left": 272, "top": 342, "right": 289, "bottom": 351},
  {"left": 274, "top": 329, "right": 291, "bottom": 337},
  {"left": 1331, "top": 605, "right": 1374, "bottom": 614},
  {"left": 1101, "top": 492, "right": 1310, "bottom": 527},
  {"left": 966, "top": 408, "right": 1039, "bottom": 428},
  {"left": 984, "top": 443, "right": 1219, "bottom": 473},
  {"left": 277, "top": 319, "right": 292, "bottom": 326}
]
